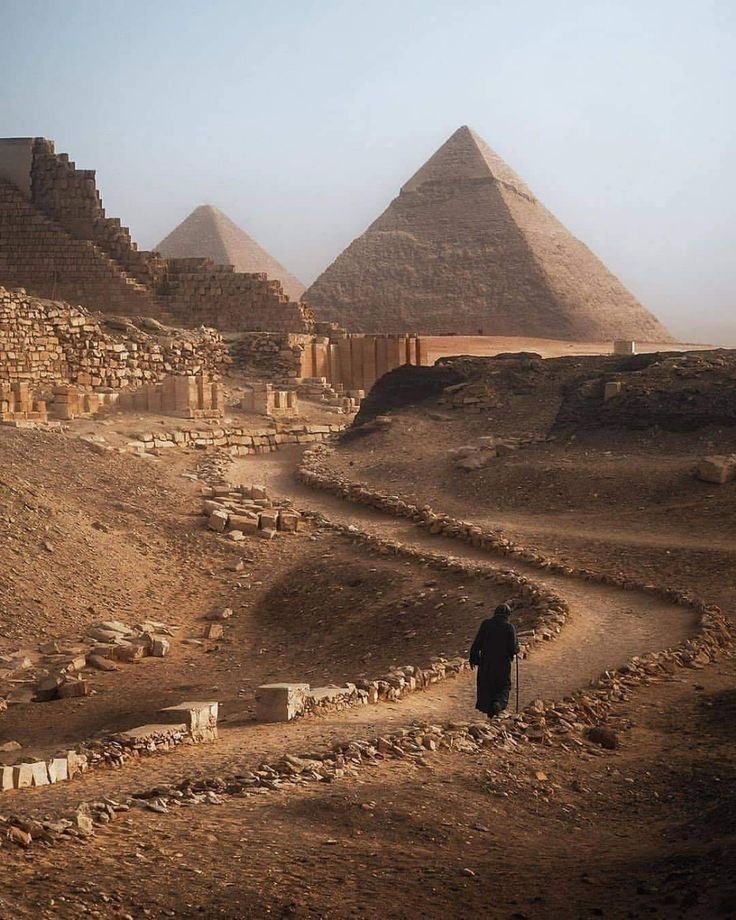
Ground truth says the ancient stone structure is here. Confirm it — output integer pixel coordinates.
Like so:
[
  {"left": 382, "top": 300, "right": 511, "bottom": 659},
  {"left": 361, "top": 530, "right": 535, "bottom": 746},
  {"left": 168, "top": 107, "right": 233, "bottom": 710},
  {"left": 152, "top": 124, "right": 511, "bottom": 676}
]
[
  {"left": 157, "top": 204, "right": 305, "bottom": 302},
  {"left": 241, "top": 381, "right": 298, "bottom": 417},
  {"left": 0, "top": 286, "right": 229, "bottom": 390},
  {"left": 116, "top": 374, "right": 224, "bottom": 418},
  {"left": 0, "top": 381, "right": 47, "bottom": 424},
  {"left": 0, "top": 138, "right": 312, "bottom": 332},
  {"left": 47, "top": 385, "right": 118, "bottom": 420},
  {"left": 304, "top": 126, "right": 671, "bottom": 342}
]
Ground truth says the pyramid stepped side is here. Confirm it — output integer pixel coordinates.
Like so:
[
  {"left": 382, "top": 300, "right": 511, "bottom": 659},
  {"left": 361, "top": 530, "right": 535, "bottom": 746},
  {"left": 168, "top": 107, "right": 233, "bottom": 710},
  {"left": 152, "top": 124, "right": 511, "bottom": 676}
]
[
  {"left": 0, "top": 179, "right": 161, "bottom": 316},
  {"left": 305, "top": 126, "right": 671, "bottom": 341},
  {"left": 0, "top": 139, "right": 312, "bottom": 333},
  {"left": 160, "top": 256, "right": 313, "bottom": 333},
  {"left": 157, "top": 205, "right": 306, "bottom": 303},
  {"left": 30, "top": 138, "right": 166, "bottom": 289}
]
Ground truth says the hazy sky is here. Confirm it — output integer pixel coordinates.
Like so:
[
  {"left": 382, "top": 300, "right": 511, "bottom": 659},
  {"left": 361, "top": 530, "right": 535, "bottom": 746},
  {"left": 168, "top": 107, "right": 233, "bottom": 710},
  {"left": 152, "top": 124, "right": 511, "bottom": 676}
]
[{"left": 3, "top": 0, "right": 735, "bottom": 343}]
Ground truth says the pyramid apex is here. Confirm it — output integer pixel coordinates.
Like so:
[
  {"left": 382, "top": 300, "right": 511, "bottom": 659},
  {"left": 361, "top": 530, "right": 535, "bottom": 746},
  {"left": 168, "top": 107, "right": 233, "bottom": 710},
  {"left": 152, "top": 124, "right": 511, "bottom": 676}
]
[{"left": 156, "top": 204, "right": 305, "bottom": 301}]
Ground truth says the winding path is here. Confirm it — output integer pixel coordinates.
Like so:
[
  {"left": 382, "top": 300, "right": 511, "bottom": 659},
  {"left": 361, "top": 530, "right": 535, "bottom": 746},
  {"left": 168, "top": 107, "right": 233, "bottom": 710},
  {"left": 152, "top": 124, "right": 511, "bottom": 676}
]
[{"left": 11, "top": 446, "right": 697, "bottom": 818}]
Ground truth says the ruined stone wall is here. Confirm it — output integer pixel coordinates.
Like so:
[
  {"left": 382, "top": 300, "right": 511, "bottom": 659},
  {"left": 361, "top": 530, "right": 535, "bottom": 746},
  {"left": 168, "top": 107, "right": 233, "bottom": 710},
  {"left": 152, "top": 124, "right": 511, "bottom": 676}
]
[
  {"left": 0, "top": 139, "right": 314, "bottom": 333},
  {"left": 0, "top": 287, "right": 230, "bottom": 390},
  {"left": 229, "top": 332, "right": 308, "bottom": 380},
  {"left": 162, "top": 258, "right": 313, "bottom": 332}
]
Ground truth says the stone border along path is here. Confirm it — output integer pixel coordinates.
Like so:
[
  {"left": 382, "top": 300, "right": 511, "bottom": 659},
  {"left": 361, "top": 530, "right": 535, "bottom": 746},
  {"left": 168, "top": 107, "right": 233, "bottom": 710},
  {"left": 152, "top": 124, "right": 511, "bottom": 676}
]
[{"left": 1, "top": 439, "right": 732, "bottom": 849}]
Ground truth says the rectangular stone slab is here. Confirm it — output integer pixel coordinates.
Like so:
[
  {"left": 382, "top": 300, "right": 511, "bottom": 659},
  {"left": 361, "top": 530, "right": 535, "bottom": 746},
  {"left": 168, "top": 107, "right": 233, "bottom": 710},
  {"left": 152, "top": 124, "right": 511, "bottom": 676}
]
[{"left": 255, "top": 683, "right": 309, "bottom": 722}]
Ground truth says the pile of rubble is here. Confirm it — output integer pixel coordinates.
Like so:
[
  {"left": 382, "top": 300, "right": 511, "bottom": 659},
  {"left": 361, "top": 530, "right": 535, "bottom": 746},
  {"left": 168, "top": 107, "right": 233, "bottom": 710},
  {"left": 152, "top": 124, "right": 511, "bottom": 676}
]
[
  {"left": 203, "top": 482, "right": 301, "bottom": 540},
  {"left": 449, "top": 433, "right": 544, "bottom": 471},
  {"left": 298, "top": 376, "right": 362, "bottom": 414},
  {"left": 0, "top": 618, "right": 176, "bottom": 707}
]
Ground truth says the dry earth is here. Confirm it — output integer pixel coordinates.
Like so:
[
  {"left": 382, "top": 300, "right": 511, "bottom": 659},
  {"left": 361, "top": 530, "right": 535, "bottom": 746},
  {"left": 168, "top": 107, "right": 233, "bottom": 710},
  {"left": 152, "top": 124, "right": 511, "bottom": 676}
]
[{"left": 0, "top": 354, "right": 734, "bottom": 919}]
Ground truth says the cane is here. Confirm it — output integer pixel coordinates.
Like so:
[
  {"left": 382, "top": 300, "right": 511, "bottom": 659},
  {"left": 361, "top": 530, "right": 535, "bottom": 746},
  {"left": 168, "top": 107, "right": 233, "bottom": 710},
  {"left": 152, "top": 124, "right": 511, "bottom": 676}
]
[{"left": 515, "top": 655, "right": 520, "bottom": 712}]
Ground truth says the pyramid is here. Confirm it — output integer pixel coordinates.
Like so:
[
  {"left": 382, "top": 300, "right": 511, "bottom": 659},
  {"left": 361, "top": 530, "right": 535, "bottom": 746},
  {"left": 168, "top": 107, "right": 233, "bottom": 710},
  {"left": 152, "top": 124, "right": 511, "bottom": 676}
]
[
  {"left": 304, "top": 126, "right": 671, "bottom": 341},
  {"left": 156, "top": 205, "right": 305, "bottom": 302}
]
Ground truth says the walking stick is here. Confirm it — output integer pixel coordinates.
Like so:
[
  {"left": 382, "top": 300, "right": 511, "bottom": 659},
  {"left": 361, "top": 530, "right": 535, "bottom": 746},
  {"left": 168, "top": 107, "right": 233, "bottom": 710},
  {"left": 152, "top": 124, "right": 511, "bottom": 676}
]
[{"left": 515, "top": 655, "right": 520, "bottom": 713}]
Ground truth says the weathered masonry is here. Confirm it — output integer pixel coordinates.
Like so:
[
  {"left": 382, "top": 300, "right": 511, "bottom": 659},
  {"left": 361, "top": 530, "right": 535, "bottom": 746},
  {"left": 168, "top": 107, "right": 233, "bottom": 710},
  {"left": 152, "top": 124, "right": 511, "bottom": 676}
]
[{"left": 0, "top": 138, "right": 312, "bottom": 332}]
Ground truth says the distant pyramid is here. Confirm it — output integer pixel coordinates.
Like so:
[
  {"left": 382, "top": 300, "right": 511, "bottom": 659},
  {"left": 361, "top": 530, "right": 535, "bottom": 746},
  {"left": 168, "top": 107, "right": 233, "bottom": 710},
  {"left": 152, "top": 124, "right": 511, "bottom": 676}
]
[
  {"left": 304, "top": 126, "right": 671, "bottom": 341},
  {"left": 156, "top": 205, "right": 305, "bottom": 302}
]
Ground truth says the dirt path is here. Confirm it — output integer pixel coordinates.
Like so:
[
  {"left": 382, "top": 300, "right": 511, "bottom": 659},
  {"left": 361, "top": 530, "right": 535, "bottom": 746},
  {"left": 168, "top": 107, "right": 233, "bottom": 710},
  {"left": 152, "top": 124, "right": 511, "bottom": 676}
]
[{"left": 9, "top": 446, "right": 697, "bottom": 819}]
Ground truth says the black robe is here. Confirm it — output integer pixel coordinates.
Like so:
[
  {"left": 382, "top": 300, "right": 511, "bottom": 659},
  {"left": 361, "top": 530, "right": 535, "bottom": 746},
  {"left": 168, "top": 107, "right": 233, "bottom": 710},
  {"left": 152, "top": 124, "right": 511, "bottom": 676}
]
[{"left": 469, "top": 614, "right": 519, "bottom": 715}]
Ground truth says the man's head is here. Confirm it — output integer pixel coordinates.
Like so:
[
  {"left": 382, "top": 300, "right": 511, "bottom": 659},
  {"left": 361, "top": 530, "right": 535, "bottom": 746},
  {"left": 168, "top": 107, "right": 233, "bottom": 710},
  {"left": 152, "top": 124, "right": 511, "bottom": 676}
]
[{"left": 494, "top": 603, "right": 512, "bottom": 618}]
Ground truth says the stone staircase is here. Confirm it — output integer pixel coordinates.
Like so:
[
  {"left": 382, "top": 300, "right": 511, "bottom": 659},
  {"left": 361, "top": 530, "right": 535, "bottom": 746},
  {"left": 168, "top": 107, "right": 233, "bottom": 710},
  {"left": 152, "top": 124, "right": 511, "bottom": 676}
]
[{"left": 298, "top": 376, "right": 363, "bottom": 413}]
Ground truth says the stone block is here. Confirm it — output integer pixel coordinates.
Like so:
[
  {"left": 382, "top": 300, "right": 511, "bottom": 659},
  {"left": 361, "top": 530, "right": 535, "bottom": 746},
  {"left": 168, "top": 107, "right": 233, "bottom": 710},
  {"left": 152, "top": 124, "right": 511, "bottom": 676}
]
[
  {"left": 150, "top": 636, "right": 170, "bottom": 657},
  {"left": 12, "top": 763, "right": 34, "bottom": 788},
  {"left": 159, "top": 701, "right": 219, "bottom": 741},
  {"left": 1, "top": 765, "right": 15, "bottom": 791},
  {"left": 696, "top": 455, "right": 736, "bottom": 485},
  {"left": 66, "top": 750, "right": 88, "bottom": 778},
  {"left": 277, "top": 511, "right": 300, "bottom": 532},
  {"left": 603, "top": 381, "right": 623, "bottom": 401},
  {"left": 228, "top": 513, "right": 259, "bottom": 534},
  {"left": 58, "top": 679, "right": 89, "bottom": 699},
  {"left": 208, "top": 509, "right": 229, "bottom": 532},
  {"left": 259, "top": 510, "right": 279, "bottom": 530},
  {"left": 28, "top": 761, "right": 50, "bottom": 786},
  {"left": 203, "top": 623, "right": 223, "bottom": 640},
  {"left": 255, "top": 683, "right": 309, "bottom": 722},
  {"left": 47, "top": 757, "right": 69, "bottom": 784}
]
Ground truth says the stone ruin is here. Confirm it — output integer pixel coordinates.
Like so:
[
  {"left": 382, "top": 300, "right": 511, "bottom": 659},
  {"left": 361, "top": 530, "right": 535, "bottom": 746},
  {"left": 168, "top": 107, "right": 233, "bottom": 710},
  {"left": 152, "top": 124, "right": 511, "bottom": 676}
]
[
  {"left": 241, "top": 380, "right": 298, "bottom": 418},
  {"left": 156, "top": 204, "right": 306, "bottom": 303},
  {"left": 115, "top": 374, "right": 224, "bottom": 419},
  {"left": 0, "top": 380, "right": 47, "bottom": 425},
  {"left": 203, "top": 482, "right": 301, "bottom": 540},
  {"left": 0, "top": 138, "right": 313, "bottom": 333}
]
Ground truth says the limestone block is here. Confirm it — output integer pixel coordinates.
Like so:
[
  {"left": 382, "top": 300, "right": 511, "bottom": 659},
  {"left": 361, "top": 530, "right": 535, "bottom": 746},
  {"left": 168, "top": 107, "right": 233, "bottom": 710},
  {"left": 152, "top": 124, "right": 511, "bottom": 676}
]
[
  {"left": 1, "top": 765, "right": 15, "bottom": 791},
  {"left": 30, "top": 761, "right": 50, "bottom": 786},
  {"left": 159, "top": 701, "right": 219, "bottom": 741},
  {"left": 228, "top": 513, "right": 259, "bottom": 534},
  {"left": 259, "top": 510, "right": 279, "bottom": 530},
  {"left": 277, "top": 511, "right": 300, "bottom": 533},
  {"left": 66, "top": 750, "right": 88, "bottom": 778},
  {"left": 255, "top": 683, "right": 309, "bottom": 722},
  {"left": 150, "top": 635, "right": 171, "bottom": 657},
  {"left": 112, "top": 643, "right": 146, "bottom": 662},
  {"left": 208, "top": 509, "right": 229, "bottom": 532},
  {"left": 47, "top": 757, "right": 69, "bottom": 783},
  {"left": 12, "top": 763, "right": 34, "bottom": 788},
  {"left": 58, "top": 679, "right": 89, "bottom": 699},
  {"left": 696, "top": 455, "right": 736, "bottom": 484}
]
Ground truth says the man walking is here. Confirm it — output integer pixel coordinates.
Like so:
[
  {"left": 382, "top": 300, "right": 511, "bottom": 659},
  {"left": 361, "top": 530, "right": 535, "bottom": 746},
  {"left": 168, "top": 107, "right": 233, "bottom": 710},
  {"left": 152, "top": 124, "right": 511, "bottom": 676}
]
[{"left": 469, "top": 603, "right": 520, "bottom": 718}]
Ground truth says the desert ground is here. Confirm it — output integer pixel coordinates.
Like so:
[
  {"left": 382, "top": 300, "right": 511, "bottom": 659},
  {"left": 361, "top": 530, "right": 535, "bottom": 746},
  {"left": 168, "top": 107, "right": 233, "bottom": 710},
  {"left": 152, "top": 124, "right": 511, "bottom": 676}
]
[{"left": 0, "top": 348, "right": 733, "bottom": 919}]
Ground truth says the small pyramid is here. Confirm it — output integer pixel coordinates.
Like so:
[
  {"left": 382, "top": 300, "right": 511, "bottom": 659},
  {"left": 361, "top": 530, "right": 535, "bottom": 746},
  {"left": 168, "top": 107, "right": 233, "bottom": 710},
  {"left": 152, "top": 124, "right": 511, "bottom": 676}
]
[
  {"left": 304, "top": 126, "right": 671, "bottom": 341},
  {"left": 156, "top": 205, "right": 305, "bottom": 302}
]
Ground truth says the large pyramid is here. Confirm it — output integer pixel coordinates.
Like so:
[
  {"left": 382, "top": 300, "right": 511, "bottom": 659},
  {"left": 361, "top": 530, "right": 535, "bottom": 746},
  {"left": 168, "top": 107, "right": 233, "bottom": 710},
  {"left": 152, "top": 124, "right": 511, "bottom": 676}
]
[
  {"left": 304, "top": 126, "right": 671, "bottom": 341},
  {"left": 156, "top": 205, "right": 305, "bottom": 302}
]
